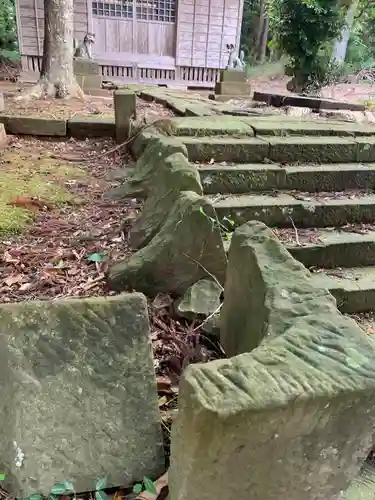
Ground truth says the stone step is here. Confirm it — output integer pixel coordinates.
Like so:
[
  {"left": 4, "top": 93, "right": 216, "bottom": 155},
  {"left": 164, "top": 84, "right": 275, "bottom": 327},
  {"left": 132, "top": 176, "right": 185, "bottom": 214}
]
[
  {"left": 198, "top": 163, "right": 375, "bottom": 194},
  {"left": 278, "top": 227, "right": 375, "bottom": 269},
  {"left": 182, "top": 135, "right": 375, "bottom": 164},
  {"left": 310, "top": 265, "right": 375, "bottom": 313},
  {"left": 210, "top": 192, "right": 375, "bottom": 228},
  {"left": 172, "top": 115, "right": 375, "bottom": 137}
]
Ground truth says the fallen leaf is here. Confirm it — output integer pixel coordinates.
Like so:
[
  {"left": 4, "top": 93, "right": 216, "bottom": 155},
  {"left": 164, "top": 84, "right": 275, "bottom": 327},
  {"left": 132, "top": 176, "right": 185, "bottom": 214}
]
[
  {"left": 158, "top": 396, "right": 168, "bottom": 407},
  {"left": 3, "top": 250, "right": 19, "bottom": 264},
  {"left": 19, "top": 282, "right": 32, "bottom": 291},
  {"left": 7, "top": 196, "right": 53, "bottom": 211},
  {"left": 87, "top": 252, "right": 106, "bottom": 262},
  {"left": 4, "top": 274, "right": 23, "bottom": 286},
  {"left": 367, "top": 328, "right": 375, "bottom": 334}
]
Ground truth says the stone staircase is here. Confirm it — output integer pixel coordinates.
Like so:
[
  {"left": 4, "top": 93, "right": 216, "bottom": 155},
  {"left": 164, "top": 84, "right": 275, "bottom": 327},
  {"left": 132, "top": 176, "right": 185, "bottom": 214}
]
[{"left": 171, "top": 116, "right": 375, "bottom": 326}]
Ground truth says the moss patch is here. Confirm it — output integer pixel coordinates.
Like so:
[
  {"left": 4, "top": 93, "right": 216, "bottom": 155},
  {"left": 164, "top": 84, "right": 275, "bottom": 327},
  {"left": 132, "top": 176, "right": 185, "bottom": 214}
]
[{"left": 0, "top": 150, "right": 86, "bottom": 234}]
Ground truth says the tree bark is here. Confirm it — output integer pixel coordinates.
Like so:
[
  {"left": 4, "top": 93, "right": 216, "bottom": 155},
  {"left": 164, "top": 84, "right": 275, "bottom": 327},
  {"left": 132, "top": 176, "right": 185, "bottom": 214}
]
[
  {"left": 18, "top": 0, "right": 82, "bottom": 100},
  {"left": 256, "top": 0, "right": 266, "bottom": 60},
  {"left": 259, "top": 15, "right": 269, "bottom": 63}
]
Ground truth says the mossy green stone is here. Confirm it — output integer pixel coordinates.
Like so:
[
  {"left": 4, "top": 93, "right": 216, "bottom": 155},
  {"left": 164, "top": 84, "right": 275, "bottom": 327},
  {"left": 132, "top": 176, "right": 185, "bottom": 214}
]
[{"left": 0, "top": 294, "right": 164, "bottom": 497}]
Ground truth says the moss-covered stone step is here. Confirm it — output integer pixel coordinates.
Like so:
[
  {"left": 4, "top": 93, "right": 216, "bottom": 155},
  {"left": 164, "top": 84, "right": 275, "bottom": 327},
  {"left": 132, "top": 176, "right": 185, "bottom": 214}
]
[
  {"left": 199, "top": 163, "right": 375, "bottom": 194},
  {"left": 285, "top": 229, "right": 375, "bottom": 269},
  {"left": 210, "top": 192, "right": 375, "bottom": 228},
  {"left": 182, "top": 136, "right": 372, "bottom": 163},
  {"left": 310, "top": 266, "right": 375, "bottom": 313},
  {"left": 171, "top": 115, "right": 375, "bottom": 137}
]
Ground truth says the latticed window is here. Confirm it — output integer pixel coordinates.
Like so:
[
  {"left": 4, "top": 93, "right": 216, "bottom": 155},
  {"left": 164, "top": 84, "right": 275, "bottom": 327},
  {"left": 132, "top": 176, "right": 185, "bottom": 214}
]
[
  {"left": 92, "top": 1, "right": 133, "bottom": 18},
  {"left": 92, "top": 0, "right": 176, "bottom": 22},
  {"left": 135, "top": 0, "right": 176, "bottom": 22}
]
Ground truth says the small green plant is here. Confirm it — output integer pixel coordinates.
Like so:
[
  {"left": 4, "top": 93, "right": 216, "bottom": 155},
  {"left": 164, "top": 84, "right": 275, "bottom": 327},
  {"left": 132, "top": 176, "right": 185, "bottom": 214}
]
[
  {"left": 133, "top": 476, "right": 157, "bottom": 496},
  {"left": 0, "top": 474, "right": 6, "bottom": 481},
  {"left": 199, "top": 206, "right": 235, "bottom": 240},
  {"left": 94, "top": 477, "right": 108, "bottom": 500}
]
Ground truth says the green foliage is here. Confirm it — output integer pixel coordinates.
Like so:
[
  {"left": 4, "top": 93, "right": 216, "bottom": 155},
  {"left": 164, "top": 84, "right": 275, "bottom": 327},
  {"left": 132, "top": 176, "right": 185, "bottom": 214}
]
[
  {"left": 133, "top": 476, "right": 157, "bottom": 495},
  {"left": 268, "top": 0, "right": 347, "bottom": 94},
  {"left": 0, "top": 0, "right": 17, "bottom": 51}
]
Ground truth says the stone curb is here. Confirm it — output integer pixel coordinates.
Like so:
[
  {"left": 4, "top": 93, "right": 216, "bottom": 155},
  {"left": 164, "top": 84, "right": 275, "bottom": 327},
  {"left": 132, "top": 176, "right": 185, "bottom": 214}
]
[{"left": 0, "top": 114, "right": 115, "bottom": 138}]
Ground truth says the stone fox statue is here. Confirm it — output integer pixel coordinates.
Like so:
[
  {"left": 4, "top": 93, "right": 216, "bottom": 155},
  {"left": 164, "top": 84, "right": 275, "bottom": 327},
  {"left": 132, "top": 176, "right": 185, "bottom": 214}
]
[
  {"left": 74, "top": 33, "right": 95, "bottom": 59},
  {"left": 226, "top": 43, "right": 245, "bottom": 71}
]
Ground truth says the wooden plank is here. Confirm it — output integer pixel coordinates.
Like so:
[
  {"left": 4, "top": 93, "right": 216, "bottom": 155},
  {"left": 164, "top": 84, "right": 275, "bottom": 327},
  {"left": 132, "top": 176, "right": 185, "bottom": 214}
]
[
  {"left": 86, "top": 0, "right": 93, "bottom": 32},
  {"left": 118, "top": 20, "right": 134, "bottom": 53}
]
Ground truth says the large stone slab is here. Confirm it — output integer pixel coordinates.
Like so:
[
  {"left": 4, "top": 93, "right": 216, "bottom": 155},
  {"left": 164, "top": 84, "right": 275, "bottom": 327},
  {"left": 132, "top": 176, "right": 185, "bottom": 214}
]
[
  {"left": 130, "top": 152, "right": 202, "bottom": 249},
  {"left": 107, "top": 135, "right": 188, "bottom": 200},
  {"left": 170, "top": 221, "right": 375, "bottom": 500},
  {"left": 0, "top": 294, "right": 164, "bottom": 497},
  {"left": 1, "top": 116, "right": 67, "bottom": 136},
  {"left": 67, "top": 115, "right": 115, "bottom": 138},
  {"left": 108, "top": 191, "right": 227, "bottom": 296}
]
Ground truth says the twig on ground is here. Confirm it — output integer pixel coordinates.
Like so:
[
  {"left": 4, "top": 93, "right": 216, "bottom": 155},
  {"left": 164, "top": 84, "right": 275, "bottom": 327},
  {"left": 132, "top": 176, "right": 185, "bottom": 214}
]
[
  {"left": 182, "top": 253, "right": 224, "bottom": 291},
  {"left": 289, "top": 217, "right": 301, "bottom": 246},
  {"left": 193, "top": 303, "right": 223, "bottom": 331}
]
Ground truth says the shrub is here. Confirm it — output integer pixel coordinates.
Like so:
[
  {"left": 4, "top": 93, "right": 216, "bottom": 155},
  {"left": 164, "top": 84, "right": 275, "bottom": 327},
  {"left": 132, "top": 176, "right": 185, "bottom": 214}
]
[{"left": 268, "top": 0, "right": 347, "bottom": 94}]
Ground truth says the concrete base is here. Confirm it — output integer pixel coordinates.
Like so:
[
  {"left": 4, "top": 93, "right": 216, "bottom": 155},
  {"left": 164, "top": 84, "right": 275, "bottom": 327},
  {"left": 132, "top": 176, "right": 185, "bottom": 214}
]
[
  {"left": 76, "top": 74, "right": 102, "bottom": 90},
  {"left": 220, "top": 69, "right": 247, "bottom": 83},
  {"left": 215, "top": 81, "right": 251, "bottom": 96}
]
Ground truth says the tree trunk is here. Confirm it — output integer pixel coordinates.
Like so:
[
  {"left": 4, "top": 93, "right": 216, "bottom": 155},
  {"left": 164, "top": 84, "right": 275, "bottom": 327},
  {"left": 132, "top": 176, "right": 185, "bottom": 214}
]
[
  {"left": 18, "top": 0, "right": 82, "bottom": 100},
  {"left": 331, "top": 0, "right": 358, "bottom": 65},
  {"left": 256, "top": 0, "right": 266, "bottom": 60},
  {"left": 259, "top": 15, "right": 269, "bottom": 63}
]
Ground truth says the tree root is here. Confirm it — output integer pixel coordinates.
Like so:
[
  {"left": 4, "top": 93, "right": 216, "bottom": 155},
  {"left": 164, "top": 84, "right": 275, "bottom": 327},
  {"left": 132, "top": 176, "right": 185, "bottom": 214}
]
[{"left": 14, "top": 78, "right": 84, "bottom": 102}]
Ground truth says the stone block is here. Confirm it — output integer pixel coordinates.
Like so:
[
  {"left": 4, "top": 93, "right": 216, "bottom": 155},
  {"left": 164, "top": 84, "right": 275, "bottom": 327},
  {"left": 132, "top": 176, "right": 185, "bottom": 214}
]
[
  {"left": 108, "top": 191, "right": 227, "bottom": 296},
  {"left": 68, "top": 115, "right": 115, "bottom": 138},
  {"left": 170, "top": 116, "right": 254, "bottom": 137},
  {"left": 74, "top": 58, "right": 100, "bottom": 76},
  {"left": 169, "top": 221, "right": 375, "bottom": 500},
  {"left": 215, "top": 82, "right": 251, "bottom": 96},
  {"left": 220, "top": 69, "right": 247, "bottom": 83},
  {"left": 0, "top": 123, "right": 7, "bottom": 147},
  {"left": 175, "top": 279, "right": 222, "bottom": 320},
  {"left": 267, "top": 136, "right": 358, "bottom": 163},
  {"left": 114, "top": 89, "right": 137, "bottom": 144},
  {"left": 0, "top": 92, "right": 4, "bottom": 112},
  {"left": 129, "top": 151, "right": 202, "bottom": 249},
  {"left": 106, "top": 136, "right": 188, "bottom": 199},
  {"left": 75, "top": 74, "right": 102, "bottom": 90},
  {"left": 0, "top": 294, "right": 165, "bottom": 497},
  {"left": 211, "top": 94, "right": 252, "bottom": 102},
  {"left": 356, "top": 137, "right": 375, "bottom": 162},
  {"left": 4, "top": 116, "right": 67, "bottom": 136}
]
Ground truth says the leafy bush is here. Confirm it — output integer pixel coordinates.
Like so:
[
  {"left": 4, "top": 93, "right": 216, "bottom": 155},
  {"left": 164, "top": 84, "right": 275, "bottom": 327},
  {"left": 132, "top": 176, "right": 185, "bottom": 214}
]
[
  {"left": 0, "top": 0, "right": 17, "bottom": 51},
  {"left": 268, "top": 0, "right": 347, "bottom": 94}
]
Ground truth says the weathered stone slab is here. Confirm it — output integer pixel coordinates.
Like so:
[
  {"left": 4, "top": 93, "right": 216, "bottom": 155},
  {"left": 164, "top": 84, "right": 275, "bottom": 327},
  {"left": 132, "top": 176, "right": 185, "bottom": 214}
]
[
  {"left": 108, "top": 191, "right": 227, "bottom": 296},
  {"left": 220, "top": 69, "right": 247, "bottom": 83},
  {"left": 356, "top": 137, "right": 375, "bottom": 162},
  {"left": 169, "top": 221, "right": 375, "bottom": 500},
  {"left": 0, "top": 92, "right": 4, "bottom": 112},
  {"left": 212, "top": 193, "right": 375, "bottom": 228},
  {"left": 170, "top": 116, "right": 254, "bottom": 137},
  {"left": 266, "top": 136, "right": 359, "bottom": 163},
  {"left": 0, "top": 294, "right": 164, "bottom": 497},
  {"left": 130, "top": 152, "right": 202, "bottom": 249},
  {"left": 3, "top": 116, "right": 67, "bottom": 136},
  {"left": 114, "top": 90, "right": 136, "bottom": 143},
  {"left": 106, "top": 136, "right": 188, "bottom": 199},
  {"left": 215, "top": 82, "right": 251, "bottom": 96},
  {"left": 181, "top": 137, "right": 269, "bottom": 163},
  {"left": 253, "top": 91, "right": 366, "bottom": 112},
  {"left": 76, "top": 74, "right": 102, "bottom": 90},
  {"left": 343, "top": 463, "right": 375, "bottom": 499},
  {"left": 74, "top": 58, "right": 100, "bottom": 76},
  {"left": 175, "top": 279, "right": 222, "bottom": 320},
  {"left": 67, "top": 115, "right": 115, "bottom": 138}
]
